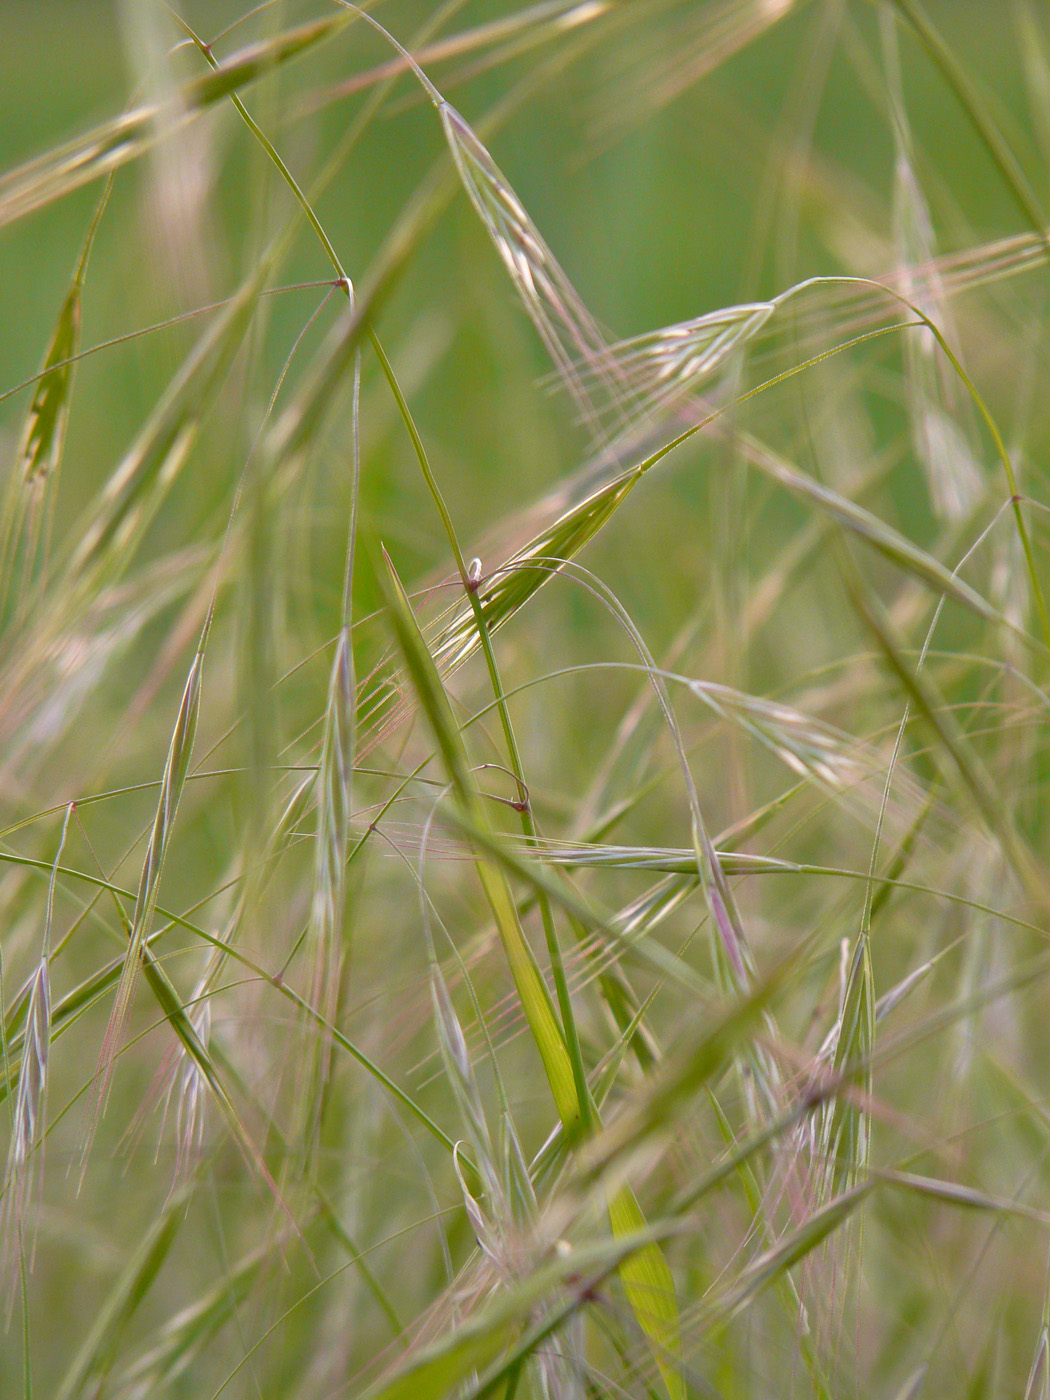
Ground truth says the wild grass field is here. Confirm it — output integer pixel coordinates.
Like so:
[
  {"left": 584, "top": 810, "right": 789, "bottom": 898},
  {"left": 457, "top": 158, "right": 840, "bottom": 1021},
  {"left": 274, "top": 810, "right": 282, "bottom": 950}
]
[{"left": 2, "top": 0, "right": 1050, "bottom": 1395}]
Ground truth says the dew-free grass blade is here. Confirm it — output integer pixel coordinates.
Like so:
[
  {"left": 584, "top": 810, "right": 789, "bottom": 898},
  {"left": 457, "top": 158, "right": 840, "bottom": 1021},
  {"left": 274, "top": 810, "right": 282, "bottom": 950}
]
[
  {"left": 443, "top": 807, "right": 709, "bottom": 995},
  {"left": 378, "top": 547, "right": 580, "bottom": 1132},
  {"left": 689, "top": 679, "right": 872, "bottom": 791},
  {"left": 166, "top": 993, "right": 209, "bottom": 1183},
  {"left": 707, "top": 1087, "right": 834, "bottom": 1399},
  {"left": 297, "top": 287, "right": 360, "bottom": 1163},
  {"left": 0, "top": 959, "right": 50, "bottom": 1237},
  {"left": 0, "top": 286, "right": 79, "bottom": 611},
  {"left": 432, "top": 973, "right": 498, "bottom": 1197},
  {"left": 515, "top": 837, "right": 797, "bottom": 878},
  {"left": 300, "top": 625, "right": 356, "bottom": 1133},
  {"left": 879, "top": 1169, "right": 1050, "bottom": 1222},
  {"left": 874, "top": 956, "right": 936, "bottom": 1022},
  {"left": 436, "top": 825, "right": 688, "bottom": 1394},
  {"left": 569, "top": 916, "right": 660, "bottom": 1075},
  {"left": 133, "top": 945, "right": 282, "bottom": 1205},
  {"left": 0, "top": 175, "right": 109, "bottom": 628},
  {"left": 380, "top": 535, "right": 687, "bottom": 1394},
  {"left": 608, "top": 1184, "right": 685, "bottom": 1400},
  {"left": 1, "top": 948, "right": 143, "bottom": 1111},
  {"left": 415, "top": 468, "right": 641, "bottom": 692}
]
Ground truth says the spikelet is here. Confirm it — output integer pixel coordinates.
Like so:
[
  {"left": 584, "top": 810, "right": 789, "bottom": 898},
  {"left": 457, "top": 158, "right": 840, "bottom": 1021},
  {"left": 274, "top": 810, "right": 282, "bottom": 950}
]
[
  {"left": 690, "top": 680, "right": 868, "bottom": 792},
  {"left": 440, "top": 102, "right": 608, "bottom": 434},
  {"left": 86, "top": 631, "right": 206, "bottom": 1152},
  {"left": 167, "top": 997, "right": 211, "bottom": 1184},
  {"left": 1, "top": 805, "right": 71, "bottom": 1292}
]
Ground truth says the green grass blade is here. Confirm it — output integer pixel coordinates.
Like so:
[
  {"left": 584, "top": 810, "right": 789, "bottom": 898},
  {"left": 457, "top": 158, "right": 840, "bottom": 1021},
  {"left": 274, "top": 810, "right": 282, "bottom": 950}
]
[
  {"left": 608, "top": 1184, "right": 685, "bottom": 1400},
  {"left": 378, "top": 547, "right": 580, "bottom": 1132}
]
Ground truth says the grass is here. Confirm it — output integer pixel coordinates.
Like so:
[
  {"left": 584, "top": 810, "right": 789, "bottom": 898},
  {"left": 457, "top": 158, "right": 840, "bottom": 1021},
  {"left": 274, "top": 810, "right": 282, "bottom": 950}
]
[{"left": 3, "top": 0, "right": 1050, "bottom": 1395}]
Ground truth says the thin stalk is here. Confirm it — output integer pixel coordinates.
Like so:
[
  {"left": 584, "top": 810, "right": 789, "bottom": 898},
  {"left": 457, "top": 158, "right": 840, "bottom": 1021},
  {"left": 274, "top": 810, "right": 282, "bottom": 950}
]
[
  {"left": 168, "top": 10, "right": 350, "bottom": 292},
  {"left": 887, "top": 0, "right": 1050, "bottom": 246},
  {"left": 368, "top": 334, "right": 593, "bottom": 1133}
]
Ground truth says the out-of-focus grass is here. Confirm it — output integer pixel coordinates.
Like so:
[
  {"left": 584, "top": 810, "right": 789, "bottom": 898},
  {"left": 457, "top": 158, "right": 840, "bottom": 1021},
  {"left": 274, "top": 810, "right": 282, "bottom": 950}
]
[{"left": 3, "top": 1, "right": 1050, "bottom": 1396}]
